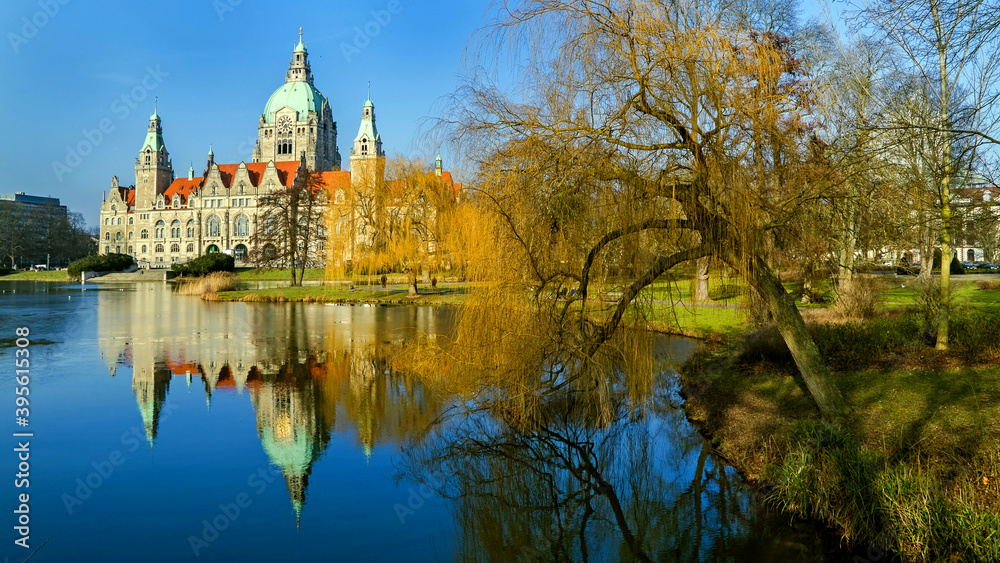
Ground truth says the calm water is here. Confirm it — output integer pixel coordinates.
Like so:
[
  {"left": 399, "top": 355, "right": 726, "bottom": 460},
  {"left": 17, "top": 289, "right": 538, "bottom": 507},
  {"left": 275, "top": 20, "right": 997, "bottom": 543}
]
[{"left": 0, "top": 281, "right": 846, "bottom": 562}]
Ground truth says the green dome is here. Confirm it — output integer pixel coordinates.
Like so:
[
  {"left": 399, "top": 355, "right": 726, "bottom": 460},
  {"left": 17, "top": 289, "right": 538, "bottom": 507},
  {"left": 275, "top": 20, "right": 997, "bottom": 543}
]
[{"left": 263, "top": 81, "right": 325, "bottom": 123}]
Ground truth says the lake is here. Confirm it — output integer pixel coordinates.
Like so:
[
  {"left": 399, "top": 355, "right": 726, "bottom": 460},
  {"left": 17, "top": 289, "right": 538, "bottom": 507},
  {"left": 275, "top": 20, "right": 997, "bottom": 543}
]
[{"left": 0, "top": 280, "right": 846, "bottom": 561}]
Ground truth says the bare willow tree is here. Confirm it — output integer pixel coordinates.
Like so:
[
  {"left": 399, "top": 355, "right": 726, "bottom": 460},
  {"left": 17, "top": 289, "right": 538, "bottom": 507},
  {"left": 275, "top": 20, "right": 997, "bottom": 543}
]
[
  {"left": 436, "top": 0, "right": 851, "bottom": 421},
  {"left": 852, "top": 0, "right": 1000, "bottom": 349},
  {"left": 251, "top": 170, "right": 327, "bottom": 286},
  {"left": 326, "top": 157, "right": 457, "bottom": 295}
]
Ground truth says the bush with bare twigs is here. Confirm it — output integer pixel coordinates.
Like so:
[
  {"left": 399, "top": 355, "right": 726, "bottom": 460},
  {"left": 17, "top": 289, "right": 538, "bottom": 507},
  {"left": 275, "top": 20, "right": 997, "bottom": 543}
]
[
  {"left": 832, "top": 276, "right": 886, "bottom": 321},
  {"left": 975, "top": 279, "right": 1000, "bottom": 291}
]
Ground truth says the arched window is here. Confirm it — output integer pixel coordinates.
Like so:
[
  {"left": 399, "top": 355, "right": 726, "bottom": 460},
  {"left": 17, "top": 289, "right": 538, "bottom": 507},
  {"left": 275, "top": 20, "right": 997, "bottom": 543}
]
[
  {"left": 105, "top": 246, "right": 110, "bottom": 253},
  {"left": 116, "top": 217, "right": 122, "bottom": 225},
  {"left": 128, "top": 232, "right": 133, "bottom": 240},
  {"left": 186, "top": 243, "right": 194, "bottom": 253},
  {"left": 155, "top": 220, "right": 165, "bottom": 238},
  {"left": 141, "top": 245, "right": 147, "bottom": 253},
  {"left": 129, "top": 217, "right": 133, "bottom": 225},
  {"left": 171, "top": 220, "right": 181, "bottom": 238},
  {"left": 172, "top": 195, "right": 180, "bottom": 208},
  {"left": 170, "top": 243, "right": 180, "bottom": 253},
  {"left": 115, "top": 232, "right": 123, "bottom": 241},
  {"left": 140, "top": 229, "right": 149, "bottom": 239},
  {"left": 154, "top": 244, "right": 164, "bottom": 253},
  {"left": 234, "top": 214, "right": 249, "bottom": 237},
  {"left": 104, "top": 232, "right": 110, "bottom": 240},
  {"left": 207, "top": 215, "right": 221, "bottom": 237},
  {"left": 234, "top": 244, "right": 248, "bottom": 261},
  {"left": 206, "top": 244, "right": 220, "bottom": 254},
  {"left": 104, "top": 218, "right": 109, "bottom": 225},
  {"left": 187, "top": 219, "right": 195, "bottom": 237},
  {"left": 968, "top": 249, "right": 976, "bottom": 262},
  {"left": 128, "top": 246, "right": 133, "bottom": 254}
]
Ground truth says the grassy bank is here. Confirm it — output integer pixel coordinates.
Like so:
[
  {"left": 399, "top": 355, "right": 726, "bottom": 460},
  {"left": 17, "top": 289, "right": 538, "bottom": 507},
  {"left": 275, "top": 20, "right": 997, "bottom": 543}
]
[
  {"left": 681, "top": 311, "right": 1000, "bottom": 561},
  {"left": 212, "top": 283, "right": 467, "bottom": 305},
  {"left": 0, "top": 270, "right": 69, "bottom": 281}
]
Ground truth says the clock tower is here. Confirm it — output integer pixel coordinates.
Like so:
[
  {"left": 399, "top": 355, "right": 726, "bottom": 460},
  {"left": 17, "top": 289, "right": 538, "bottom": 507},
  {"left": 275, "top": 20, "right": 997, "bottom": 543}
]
[{"left": 254, "top": 28, "right": 340, "bottom": 172}]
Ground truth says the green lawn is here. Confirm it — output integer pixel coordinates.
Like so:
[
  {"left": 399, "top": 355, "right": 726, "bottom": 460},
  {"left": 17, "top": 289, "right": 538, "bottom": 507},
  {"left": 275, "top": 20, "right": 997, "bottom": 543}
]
[
  {"left": 0, "top": 270, "right": 69, "bottom": 281},
  {"left": 215, "top": 283, "right": 467, "bottom": 304},
  {"left": 233, "top": 267, "right": 328, "bottom": 281}
]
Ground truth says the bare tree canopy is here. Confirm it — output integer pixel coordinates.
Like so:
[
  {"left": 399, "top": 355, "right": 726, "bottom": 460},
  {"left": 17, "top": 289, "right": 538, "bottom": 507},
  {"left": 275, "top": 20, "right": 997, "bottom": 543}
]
[{"left": 432, "top": 0, "right": 853, "bottom": 421}]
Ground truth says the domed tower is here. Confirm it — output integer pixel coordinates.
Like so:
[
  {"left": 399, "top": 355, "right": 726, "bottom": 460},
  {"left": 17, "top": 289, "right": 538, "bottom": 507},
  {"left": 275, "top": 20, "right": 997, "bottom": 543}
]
[{"left": 255, "top": 28, "right": 341, "bottom": 171}]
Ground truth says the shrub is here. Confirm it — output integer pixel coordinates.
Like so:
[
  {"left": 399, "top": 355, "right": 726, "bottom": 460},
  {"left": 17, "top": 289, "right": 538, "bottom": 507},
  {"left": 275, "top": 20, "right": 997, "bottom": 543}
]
[
  {"left": 833, "top": 276, "right": 886, "bottom": 321},
  {"left": 931, "top": 250, "right": 965, "bottom": 275},
  {"left": 975, "top": 279, "right": 1000, "bottom": 291},
  {"left": 172, "top": 253, "right": 235, "bottom": 277},
  {"left": 67, "top": 253, "right": 134, "bottom": 278},
  {"left": 0, "top": 266, "right": 12, "bottom": 276}
]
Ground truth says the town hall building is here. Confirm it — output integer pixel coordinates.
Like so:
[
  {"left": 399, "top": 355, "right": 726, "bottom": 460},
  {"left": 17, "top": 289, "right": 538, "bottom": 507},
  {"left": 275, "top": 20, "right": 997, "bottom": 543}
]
[{"left": 98, "top": 29, "right": 458, "bottom": 268}]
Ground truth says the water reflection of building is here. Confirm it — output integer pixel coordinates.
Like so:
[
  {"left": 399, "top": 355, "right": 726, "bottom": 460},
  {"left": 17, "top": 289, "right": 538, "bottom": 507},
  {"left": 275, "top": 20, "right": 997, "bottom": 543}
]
[{"left": 97, "top": 285, "right": 449, "bottom": 520}]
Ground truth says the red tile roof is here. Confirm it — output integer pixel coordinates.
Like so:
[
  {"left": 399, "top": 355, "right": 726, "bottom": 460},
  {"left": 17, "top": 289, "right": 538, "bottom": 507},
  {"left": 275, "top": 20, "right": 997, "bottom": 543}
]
[
  {"left": 213, "top": 161, "right": 300, "bottom": 189},
  {"left": 163, "top": 177, "right": 202, "bottom": 205},
  {"left": 161, "top": 160, "right": 302, "bottom": 205}
]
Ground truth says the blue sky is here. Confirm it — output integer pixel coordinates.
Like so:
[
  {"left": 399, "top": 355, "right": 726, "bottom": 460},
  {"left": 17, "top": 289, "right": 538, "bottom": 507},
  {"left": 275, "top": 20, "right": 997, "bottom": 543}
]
[{"left": 0, "top": 0, "right": 491, "bottom": 226}]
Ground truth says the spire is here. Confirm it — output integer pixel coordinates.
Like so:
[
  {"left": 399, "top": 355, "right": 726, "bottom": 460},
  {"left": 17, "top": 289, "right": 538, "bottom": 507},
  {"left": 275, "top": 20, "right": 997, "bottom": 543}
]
[
  {"left": 207, "top": 144, "right": 215, "bottom": 168},
  {"left": 435, "top": 155, "right": 443, "bottom": 177},
  {"left": 286, "top": 28, "right": 312, "bottom": 83},
  {"left": 140, "top": 106, "right": 166, "bottom": 153},
  {"left": 294, "top": 27, "right": 307, "bottom": 53},
  {"left": 352, "top": 92, "right": 383, "bottom": 159},
  {"left": 151, "top": 97, "right": 159, "bottom": 121},
  {"left": 188, "top": 163, "right": 194, "bottom": 180}
]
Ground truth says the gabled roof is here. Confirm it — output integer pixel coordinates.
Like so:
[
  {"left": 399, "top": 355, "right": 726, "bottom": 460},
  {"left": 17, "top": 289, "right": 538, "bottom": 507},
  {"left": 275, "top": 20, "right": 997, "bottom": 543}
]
[
  {"left": 212, "top": 161, "right": 300, "bottom": 188},
  {"left": 113, "top": 185, "right": 136, "bottom": 208},
  {"left": 161, "top": 160, "right": 302, "bottom": 205}
]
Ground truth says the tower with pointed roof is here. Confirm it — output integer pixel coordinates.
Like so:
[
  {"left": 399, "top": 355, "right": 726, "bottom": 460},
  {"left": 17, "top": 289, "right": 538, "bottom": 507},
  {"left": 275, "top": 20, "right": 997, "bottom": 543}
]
[
  {"left": 135, "top": 105, "right": 174, "bottom": 210},
  {"left": 255, "top": 28, "right": 341, "bottom": 171},
  {"left": 349, "top": 91, "right": 385, "bottom": 189}
]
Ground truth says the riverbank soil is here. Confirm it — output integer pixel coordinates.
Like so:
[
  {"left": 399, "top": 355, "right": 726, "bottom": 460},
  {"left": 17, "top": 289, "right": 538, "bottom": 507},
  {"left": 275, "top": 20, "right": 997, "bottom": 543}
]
[{"left": 681, "top": 309, "right": 1000, "bottom": 562}]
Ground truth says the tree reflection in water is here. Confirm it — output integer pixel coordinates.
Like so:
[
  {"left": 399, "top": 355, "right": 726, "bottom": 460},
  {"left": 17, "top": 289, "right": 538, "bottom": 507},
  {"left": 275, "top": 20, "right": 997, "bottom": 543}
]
[{"left": 401, "top": 347, "right": 825, "bottom": 562}]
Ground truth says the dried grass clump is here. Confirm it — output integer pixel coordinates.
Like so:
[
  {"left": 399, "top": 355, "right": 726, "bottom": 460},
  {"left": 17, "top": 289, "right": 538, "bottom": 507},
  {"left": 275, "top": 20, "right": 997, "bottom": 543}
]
[
  {"left": 176, "top": 272, "right": 237, "bottom": 298},
  {"left": 975, "top": 279, "right": 1000, "bottom": 291},
  {"left": 833, "top": 276, "right": 886, "bottom": 321}
]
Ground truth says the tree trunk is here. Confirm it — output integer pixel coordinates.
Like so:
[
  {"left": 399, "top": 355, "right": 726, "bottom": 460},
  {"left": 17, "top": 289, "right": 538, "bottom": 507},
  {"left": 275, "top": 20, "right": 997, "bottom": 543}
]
[
  {"left": 744, "top": 255, "right": 848, "bottom": 423},
  {"left": 693, "top": 257, "right": 710, "bottom": 302},
  {"left": 408, "top": 270, "right": 419, "bottom": 296},
  {"left": 801, "top": 260, "right": 814, "bottom": 304},
  {"left": 937, "top": 202, "right": 952, "bottom": 350},
  {"left": 918, "top": 248, "right": 934, "bottom": 280}
]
